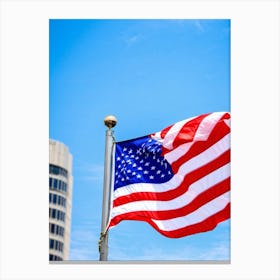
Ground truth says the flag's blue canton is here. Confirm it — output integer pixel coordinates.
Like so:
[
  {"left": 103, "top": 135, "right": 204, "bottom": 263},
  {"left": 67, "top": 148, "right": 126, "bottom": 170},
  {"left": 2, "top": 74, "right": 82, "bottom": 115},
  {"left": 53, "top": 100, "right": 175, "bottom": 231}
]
[{"left": 114, "top": 136, "right": 174, "bottom": 191}]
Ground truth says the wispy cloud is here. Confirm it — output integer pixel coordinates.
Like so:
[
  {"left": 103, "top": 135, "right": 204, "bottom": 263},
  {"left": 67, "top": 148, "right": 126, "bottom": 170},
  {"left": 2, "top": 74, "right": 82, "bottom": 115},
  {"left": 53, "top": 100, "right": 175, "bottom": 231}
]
[
  {"left": 123, "top": 33, "right": 144, "bottom": 47},
  {"left": 70, "top": 221, "right": 100, "bottom": 260},
  {"left": 74, "top": 159, "right": 104, "bottom": 183},
  {"left": 193, "top": 20, "right": 205, "bottom": 33}
]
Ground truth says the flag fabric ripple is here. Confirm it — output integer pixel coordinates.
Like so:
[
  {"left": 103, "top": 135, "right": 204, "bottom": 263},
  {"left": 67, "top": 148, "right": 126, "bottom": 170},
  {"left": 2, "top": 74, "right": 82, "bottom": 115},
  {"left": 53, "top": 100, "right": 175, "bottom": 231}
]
[{"left": 107, "top": 112, "right": 231, "bottom": 238}]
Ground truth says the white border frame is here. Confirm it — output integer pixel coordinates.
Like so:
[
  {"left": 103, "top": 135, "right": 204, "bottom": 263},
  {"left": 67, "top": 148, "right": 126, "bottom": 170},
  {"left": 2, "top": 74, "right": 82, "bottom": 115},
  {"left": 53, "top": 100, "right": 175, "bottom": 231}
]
[{"left": 0, "top": 0, "right": 279, "bottom": 279}]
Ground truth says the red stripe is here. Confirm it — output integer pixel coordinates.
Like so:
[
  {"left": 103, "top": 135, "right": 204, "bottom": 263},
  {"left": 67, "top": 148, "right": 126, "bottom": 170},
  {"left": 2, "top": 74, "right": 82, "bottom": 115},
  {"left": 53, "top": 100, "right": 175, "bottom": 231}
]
[
  {"left": 111, "top": 177, "right": 230, "bottom": 223},
  {"left": 171, "top": 119, "right": 230, "bottom": 174},
  {"left": 113, "top": 149, "right": 230, "bottom": 207},
  {"left": 160, "top": 114, "right": 208, "bottom": 155},
  {"left": 160, "top": 124, "right": 172, "bottom": 139},
  {"left": 109, "top": 203, "right": 230, "bottom": 238},
  {"left": 171, "top": 113, "right": 210, "bottom": 150}
]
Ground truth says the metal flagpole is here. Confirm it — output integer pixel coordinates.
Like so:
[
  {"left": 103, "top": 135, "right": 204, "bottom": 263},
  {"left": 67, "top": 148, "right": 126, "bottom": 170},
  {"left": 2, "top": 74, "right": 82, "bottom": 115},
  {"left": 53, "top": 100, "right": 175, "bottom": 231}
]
[{"left": 99, "top": 115, "right": 117, "bottom": 261}]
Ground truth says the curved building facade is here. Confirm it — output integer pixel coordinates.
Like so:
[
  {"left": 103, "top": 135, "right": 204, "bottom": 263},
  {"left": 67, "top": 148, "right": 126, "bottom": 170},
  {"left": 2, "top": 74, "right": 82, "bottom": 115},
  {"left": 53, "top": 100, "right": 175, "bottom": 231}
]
[{"left": 49, "top": 139, "right": 73, "bottom": 261}]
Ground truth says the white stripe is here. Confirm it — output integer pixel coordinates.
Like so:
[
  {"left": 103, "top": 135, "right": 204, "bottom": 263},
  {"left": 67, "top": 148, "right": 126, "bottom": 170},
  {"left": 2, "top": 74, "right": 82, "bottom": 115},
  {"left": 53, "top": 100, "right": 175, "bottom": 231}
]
[
  {"left": 110, "top": 164, "right": 230, "bottom": 218},
  {"left": 151, "top": 191, "right": 230, "bottom": 231},
  {"left": 113, "top": 133, "right": 230, "bottom": 200},
  {"left": 163, "top": 116, "right": 196, "bottom": 150},
  {"left": 194, "top": 112, "right": 227, "bottom": 140},
  {"left": 165, "top": 112, "right": 228, "bottom": 164}
]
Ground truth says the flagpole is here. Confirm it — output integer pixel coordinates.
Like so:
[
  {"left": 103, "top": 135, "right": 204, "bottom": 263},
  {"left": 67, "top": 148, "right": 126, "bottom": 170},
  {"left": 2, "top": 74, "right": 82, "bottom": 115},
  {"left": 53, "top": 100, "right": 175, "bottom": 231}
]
[{"left": 99, "top": 115, "right": 117, "bottom": 261}]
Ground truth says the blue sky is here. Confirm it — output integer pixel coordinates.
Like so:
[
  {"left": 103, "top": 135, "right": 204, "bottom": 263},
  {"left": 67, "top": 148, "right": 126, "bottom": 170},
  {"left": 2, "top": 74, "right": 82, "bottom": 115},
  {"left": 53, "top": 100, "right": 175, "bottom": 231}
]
[{"left": 49, "top": 19, "right": 230, "bottom": 261}]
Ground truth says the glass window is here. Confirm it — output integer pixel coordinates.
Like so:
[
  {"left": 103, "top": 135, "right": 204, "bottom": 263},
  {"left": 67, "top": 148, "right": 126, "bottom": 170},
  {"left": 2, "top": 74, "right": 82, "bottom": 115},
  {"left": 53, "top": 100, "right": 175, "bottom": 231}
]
[
  {"left": 53, "top": 179, "right": 57, "bottom": 189},
  {"left": 51, "top": 223, "right": 55, "bottom": 234},
  {"left": 51, "top": 209, "right": 56, "bottom": 218},
  {"left": 49, "top": 239, "right": 54, "bottom": 249},
  {"left": 50, "top": 178, "right": 67, "bottom": 194},
  {"left": 49, "top": 164, "right": 68, "bottom": 178},
  {"left": 49, "top": 254, "right": 63, "bottom": 261},
  {"left": 49, "top": 209, "right": 65, "bottom": 222}
]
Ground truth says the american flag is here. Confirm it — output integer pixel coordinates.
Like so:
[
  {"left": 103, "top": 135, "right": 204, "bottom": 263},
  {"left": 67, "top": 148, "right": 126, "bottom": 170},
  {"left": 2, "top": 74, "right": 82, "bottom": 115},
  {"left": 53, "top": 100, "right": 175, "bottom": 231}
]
[{"left": 107, "top": 112, "right": 230, "bottom": 238}]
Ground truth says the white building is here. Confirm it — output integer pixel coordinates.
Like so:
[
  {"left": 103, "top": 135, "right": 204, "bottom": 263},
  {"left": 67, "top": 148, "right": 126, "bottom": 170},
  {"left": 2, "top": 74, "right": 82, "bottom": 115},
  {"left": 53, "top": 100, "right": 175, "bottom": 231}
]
[{"left": 49, "top": 139, "right": 73, "bottom": 261}]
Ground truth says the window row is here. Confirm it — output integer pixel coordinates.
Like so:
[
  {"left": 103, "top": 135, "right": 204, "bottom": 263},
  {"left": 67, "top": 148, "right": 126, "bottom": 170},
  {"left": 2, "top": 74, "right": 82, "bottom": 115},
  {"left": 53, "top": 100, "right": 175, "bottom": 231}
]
[
  {"left": 49, "top": 177, "right": 67, "bottom": 193},
  {"left": 49, "top": 254, "right": 63, "bottom": 261},
  {"left": 49, "top": 164, "right": 68, "bottom": 178},
  {"left": 49, "top": 208, "right": 65, "bottom": 222},
  {"left": 49, "top": 239, "right": 64, "bottom": 252},
  {"left": 49, "top": 193, "right": 66, "bottom": 208},
  {"left": 49, "top": 223, "right": 65, "bottom": 237}
]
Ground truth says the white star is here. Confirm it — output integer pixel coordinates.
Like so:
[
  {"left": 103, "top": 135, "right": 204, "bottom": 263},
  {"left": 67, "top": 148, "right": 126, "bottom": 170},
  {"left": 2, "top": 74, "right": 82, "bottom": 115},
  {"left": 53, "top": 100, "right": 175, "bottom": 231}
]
[
  {"left": 151, "top": 166, "right": 156, "bottom": 170},
  {"left": 149, "top": 175, "right": 154, "bottom": 179},
  {"left": 137, "top": 174, "right": 141, "bottom": 178}
]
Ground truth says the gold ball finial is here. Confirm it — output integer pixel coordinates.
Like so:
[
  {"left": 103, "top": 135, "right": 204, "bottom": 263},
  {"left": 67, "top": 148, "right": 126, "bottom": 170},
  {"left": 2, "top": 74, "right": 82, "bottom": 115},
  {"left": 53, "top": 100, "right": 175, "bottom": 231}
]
[{"left": 104, "top": 115, "right": 117, "bottom": 129}]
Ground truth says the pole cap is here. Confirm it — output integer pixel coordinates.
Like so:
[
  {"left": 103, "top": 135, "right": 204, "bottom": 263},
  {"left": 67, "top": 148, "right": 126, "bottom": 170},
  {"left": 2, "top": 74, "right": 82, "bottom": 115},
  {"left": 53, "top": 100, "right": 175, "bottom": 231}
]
[{"left": 104, "top": 115, "right": 117, "bottom": 129}]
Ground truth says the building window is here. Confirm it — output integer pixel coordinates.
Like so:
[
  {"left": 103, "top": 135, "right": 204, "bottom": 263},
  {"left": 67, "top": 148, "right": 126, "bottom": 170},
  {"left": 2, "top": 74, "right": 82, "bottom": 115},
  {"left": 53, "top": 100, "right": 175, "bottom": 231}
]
[
  {"left": 49, "top": 193, "right": 67, "bottom": 207},
  {"left": 49, "top": 208, "right": 66, "bottom": 222},
  {"left": 49, "top": 164, "right": 68, "bottom": 178},
  {"left": 49, "top": 178, "right": 68, "bottom": 194},
  {"left": 49, "top": 223, "right": 65, "bottom": 237},
  {"left": 49, "top": 239, "right": 64, "bottom": 253},
  {"left": 49, "top": 254, "right": 63, "bottom": 261},
  {"left": 49, "top": 239, "right": 54, "bottom": 249}
]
